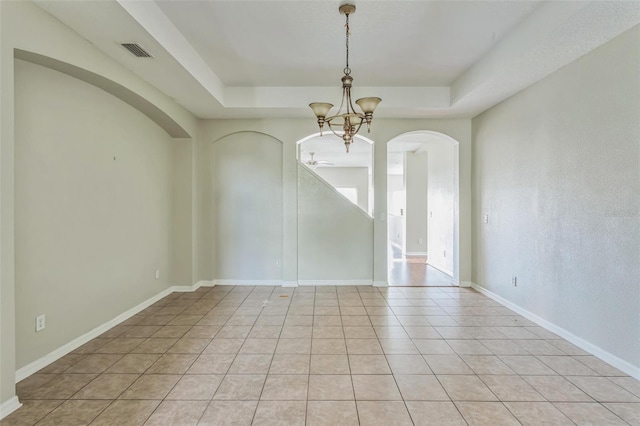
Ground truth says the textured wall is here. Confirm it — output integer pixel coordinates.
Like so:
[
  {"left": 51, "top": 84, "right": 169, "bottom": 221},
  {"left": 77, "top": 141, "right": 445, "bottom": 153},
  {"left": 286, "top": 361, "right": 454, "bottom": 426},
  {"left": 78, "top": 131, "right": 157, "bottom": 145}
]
[
  {"left": 427, "top": 142, "right": 455, "bottom": 275},
  {"left": 15, "top": 60, "right": 175, "bottom": 368},
  {"left": 298, "top": 165, "right": 373, "bottom": 281},
  {"left": 212, "top": 132, "right": 283, "bottom": 281},
  {"left": 472, "top": 26, "right": 640, "bottom": 368}
]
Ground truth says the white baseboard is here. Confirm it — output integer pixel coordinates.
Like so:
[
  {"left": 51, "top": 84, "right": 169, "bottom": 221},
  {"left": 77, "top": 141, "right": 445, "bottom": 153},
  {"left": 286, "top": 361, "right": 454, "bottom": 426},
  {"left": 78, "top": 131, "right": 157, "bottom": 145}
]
[
  {"left": 373, "top": 280, "right": 389, "bottom": 287},
  {"left": 459, "top": 281, "right": 473, "bottom": 288},
  {"left": 298, "top": 280, "right": 373, "bottom": 286},
  {"left": 0, "top": 396, "right": 22, "bottom": 421},
  {"left": 213, "top": 279, "right": 283, "bottom": 286},
  {"left": 281, "top": 281, "right": 299, "bottom": 287},
  {"left": 471, "top": 282, "right": 640, "bottom": 380},
  {"left": 404, "top": 252, "right": 428, "bottom": 256},
  {"left": 196, "top": 280, "right": 215, "bottom": 287}
]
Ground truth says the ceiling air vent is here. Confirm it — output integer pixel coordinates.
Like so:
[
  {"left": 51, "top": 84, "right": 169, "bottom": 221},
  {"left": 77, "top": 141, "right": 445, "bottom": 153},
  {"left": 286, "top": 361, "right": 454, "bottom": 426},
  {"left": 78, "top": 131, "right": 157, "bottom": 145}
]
[{"left": 120, "top": 43, "right": 153, "bottom": 58}]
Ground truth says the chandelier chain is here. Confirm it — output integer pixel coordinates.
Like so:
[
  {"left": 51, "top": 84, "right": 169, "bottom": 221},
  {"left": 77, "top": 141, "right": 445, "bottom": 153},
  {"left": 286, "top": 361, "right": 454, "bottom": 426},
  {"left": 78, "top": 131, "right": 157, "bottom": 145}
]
[{"left": 344, "top": 12, "right": 350, "bottom": 75}]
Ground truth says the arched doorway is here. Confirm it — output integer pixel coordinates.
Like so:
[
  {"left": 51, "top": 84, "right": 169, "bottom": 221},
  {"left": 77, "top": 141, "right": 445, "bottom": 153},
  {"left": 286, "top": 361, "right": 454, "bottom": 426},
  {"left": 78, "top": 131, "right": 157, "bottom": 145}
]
[{"left": 387, "top": 131, "right": 460, "bottom": 286}]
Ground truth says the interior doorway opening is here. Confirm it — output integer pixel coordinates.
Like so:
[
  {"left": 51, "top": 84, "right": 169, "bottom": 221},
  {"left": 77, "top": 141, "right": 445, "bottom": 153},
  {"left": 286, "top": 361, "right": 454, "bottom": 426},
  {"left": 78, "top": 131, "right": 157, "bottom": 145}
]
[{"left": 387, "top": 131, "right": 460, "bottom": 286}]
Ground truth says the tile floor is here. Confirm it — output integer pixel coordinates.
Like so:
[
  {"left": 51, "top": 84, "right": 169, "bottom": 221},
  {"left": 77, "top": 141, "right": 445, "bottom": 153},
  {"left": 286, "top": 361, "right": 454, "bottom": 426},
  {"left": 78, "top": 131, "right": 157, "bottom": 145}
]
[{"left": 3, "top": 285, "right": 639, "bottom": 425}]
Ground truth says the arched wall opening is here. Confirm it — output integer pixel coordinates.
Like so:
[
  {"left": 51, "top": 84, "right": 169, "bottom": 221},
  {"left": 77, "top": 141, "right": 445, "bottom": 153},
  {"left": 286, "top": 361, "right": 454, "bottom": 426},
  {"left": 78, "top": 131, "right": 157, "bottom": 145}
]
[{"left": 387, "top": 130, "right": 460, "bottom": 285}]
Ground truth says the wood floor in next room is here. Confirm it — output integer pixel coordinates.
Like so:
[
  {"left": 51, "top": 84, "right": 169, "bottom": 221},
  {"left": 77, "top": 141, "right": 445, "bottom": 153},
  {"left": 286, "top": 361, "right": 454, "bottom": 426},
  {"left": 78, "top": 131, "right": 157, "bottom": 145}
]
[{"left": 3, "top": 285, "right": 639, "bottom": 425}]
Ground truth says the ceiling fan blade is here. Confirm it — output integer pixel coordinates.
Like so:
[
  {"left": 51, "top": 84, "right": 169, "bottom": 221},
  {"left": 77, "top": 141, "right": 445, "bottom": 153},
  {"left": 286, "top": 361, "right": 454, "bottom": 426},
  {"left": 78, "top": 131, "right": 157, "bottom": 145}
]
[{"left": 316, "top": 160, "right": 334, "bottom": 166}]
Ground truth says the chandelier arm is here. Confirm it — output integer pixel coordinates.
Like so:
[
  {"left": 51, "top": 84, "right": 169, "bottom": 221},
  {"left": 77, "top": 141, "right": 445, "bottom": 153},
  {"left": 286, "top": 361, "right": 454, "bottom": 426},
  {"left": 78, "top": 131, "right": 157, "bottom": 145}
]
[{"left": 345, "top": 12, "right": 350, "bottom": 72}]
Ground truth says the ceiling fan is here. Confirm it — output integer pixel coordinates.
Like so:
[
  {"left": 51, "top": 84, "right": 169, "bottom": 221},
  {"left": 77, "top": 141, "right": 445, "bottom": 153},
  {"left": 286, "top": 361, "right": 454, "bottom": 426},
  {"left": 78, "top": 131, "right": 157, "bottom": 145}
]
[{"left": 304, "top": 152, "right": 334, "bottom": 168}]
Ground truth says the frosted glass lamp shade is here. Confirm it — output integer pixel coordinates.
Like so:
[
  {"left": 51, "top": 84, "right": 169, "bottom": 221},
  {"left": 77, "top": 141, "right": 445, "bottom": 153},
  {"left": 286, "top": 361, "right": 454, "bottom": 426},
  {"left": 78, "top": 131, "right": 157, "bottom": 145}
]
[
  {"left": 355, "top": 97, "right": 381, "bottom": 114},
  {"left": 309, "top": 102, "right": 334, "bottom": 118}
]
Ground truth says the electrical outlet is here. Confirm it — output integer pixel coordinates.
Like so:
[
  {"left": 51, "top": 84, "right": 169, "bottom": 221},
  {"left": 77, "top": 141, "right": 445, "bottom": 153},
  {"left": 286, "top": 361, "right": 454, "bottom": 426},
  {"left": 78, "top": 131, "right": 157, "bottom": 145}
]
[
  {"left": 36, "top": 315, "right": 45, "bottom": 332},
  {"left": 418, "top": 238, "right": 423, "bottom": 245},
  {"left": 275, "top": 260, "right": 281, "bottom": 267},
  {"left": 443, "top": 250, "right": 446, "bottom": 258},
  {"left": 483, "top": 214, "right": 489, "bottom": 224},
  {"left": 155, "top": 269, "right": 160, "bottom": 280},
  {"left": 512, "top": 276, "right": 518, "bottom": 287}
]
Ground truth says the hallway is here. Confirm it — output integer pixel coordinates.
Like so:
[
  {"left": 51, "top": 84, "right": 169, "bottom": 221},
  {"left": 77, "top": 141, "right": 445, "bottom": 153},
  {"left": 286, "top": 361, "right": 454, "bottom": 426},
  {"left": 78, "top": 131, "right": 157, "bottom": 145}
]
[{"left": 388, "top": 245, "right": 456, "bottom": 287}]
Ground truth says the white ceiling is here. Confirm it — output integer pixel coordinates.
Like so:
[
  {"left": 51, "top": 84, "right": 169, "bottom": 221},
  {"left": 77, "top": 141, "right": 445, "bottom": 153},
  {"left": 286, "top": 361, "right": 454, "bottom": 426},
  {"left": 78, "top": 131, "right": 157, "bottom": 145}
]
[{"left": 35, "top": 1, "right": 640, "bottom": 120}]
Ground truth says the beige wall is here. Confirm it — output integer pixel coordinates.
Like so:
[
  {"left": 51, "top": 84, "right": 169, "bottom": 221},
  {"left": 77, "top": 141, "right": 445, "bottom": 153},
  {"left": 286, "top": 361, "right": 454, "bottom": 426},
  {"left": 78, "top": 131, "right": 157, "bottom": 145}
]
[
  {"left": 472, "top": 25, "right": 640, "bottom": 371},
  {"left": 14, "top": 60, "right": 177, "bottom": 368},
  {"left": 427, "top": 142, "right": 455, "bottom": 275},
  {"left": 314, "top": 167, "right": 370, "bottom": 213}
]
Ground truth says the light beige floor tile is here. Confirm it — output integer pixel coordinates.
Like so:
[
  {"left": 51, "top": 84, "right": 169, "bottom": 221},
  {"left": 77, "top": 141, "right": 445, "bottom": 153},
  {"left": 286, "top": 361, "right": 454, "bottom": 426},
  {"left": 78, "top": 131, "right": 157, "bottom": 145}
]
[
  {"left": 308, "top": 375, "right": 354, "bottom": 400},
  {"left": 261, "top": 375, "right": 308, "bottom": 400},
  {"left": 105, "top": 354, "right": 161, "bottom": 374},
  {"left": 306, "top": 401, "right": 359, "bottom": 426},
  {"left": 248, "top": 325, "right": 282, "bottom": 339},
  {"left": 379, "top": 338, "right": 420, "bottom": 354},
  {"left": 499, "top": 355, "right": 558, "bottom": 375},
  {"left": 461, "top": 355, "right": 515, "bottom": 375},
  {"left": 252, "top": 400, "right": 306, "bottom": 426},
  {"left": 310, "top": 354, "right": 350, "bottom": 374},
  {"left": 65, "top": 354, "right": 123, "bottom": 374},
  {"left": 609, "top": 377, "right": 640, "bottom": 398},
  {"left": 71, "top": 373, "right": 138, "bottom": 399},
  {"left": 341, "top": 315, "right": 371, "bottom": 326},
  {"left": 166, "top": 374, "right": 223, "bottom": 400},
  {"left": 423, "top": 354, "right": 474, "bottom": 374},
  {"left": 343, "top": 326, "right": 377, "bottom": 339},
  {"left": 238, "top": 338, "right": 278, "bottom": 354},
  {"left": 514, "top": 340, "right": 566, "bottom": 355},
  {"left": 395, "top": 375, "right": 450, "bottom": 401},
  {"left": 523, "top": 375, "right": 594, "bottom": 402},
  {"left": 198, "top": 400, "right": 258, "bottom": 426},
  {"left": 269, "top": 354, "right": 310, "bottom": 374},
  {"left": 146, "top": 353, "right": 197, "bottom": 374},
  {"left": 504, "top": 401, "right": 575, "bottom": 425},
  {"left": 479, "top": 375, "right": 545, "bottom": 401},
  {"left": 438, "top": 375, "right": 498, "bottom": 401},
  {"left": 275, "top": 339, "right": 312, "bottom": 354},
  {"left": 413, "top": 339, "right": 455, "bottom": 355},
  {"left": 312, "top": 326, "right": 344, "bottom": 338},
  {"left": 356, "top": 401, "right": 413, "bottom": 426},
  {"left": 36, "top": 400, "right": 111, "bottom": 426},
  {"left": 479, "top": 339, "right": 530, "bottom": 355},
  {"left": 119, "top": 374, "right": 181, "bottom": 399},
  {"left": 186, "top": 354, "right": 234, "bottom": 374},
  {"left": 96, "top": 337, "right": 145, "bottom": 354},
  {"left": 576, "top": 356, "right": 628, "bottom": 377},
  {"left": 91, "top": 400, "right": 159, "bottom": 426},
  {"left": 455, "top": 401, "right": 521, "bottom": 426},
  {"left": 386, "top": 354, "right": 432, "bottom": 375},
  {"left": 311, "top": 338, "right": 347, "bottom": 354},
  {"left": 0, "top": 400, "right": 64, "bottom": 426},
  {"left": 167, "top": 338, "right": 211, "bottom": 354},
  {"left": 340, "top": 307, "right": 367, "bottom": 316},
  {"left": 202, "top": 338, "right": 245, "bottom": 355},
  {"left": 352, "top": 375, "right": 402, "bottom": 400},
  {"left": 349, "top": 354, "right": 392, "bottom": 374},
  {"left": 554, "top": 402, "right": 629, "bottom": 425},
  {"left": 447, "top": 340, "right": 492, "bottom": 355},
  {"left": 537, "top": 355, "right": 598, "bottom": 375},
  {"left": 314, "top": 316, "right": 342, "bottom": 326},
  {"left": 212, "top": 374, "right": 266, "bottom": 400},
  {"left": 131, "top": 338, "right": 178, "bottom": 353},
  {"left": 145, "top": 400, "right": 208, "bottom": 426},
  {"left": 228, "top": 354, "right": 273, "bottom": 374},
  {"left": 566, "top": 376, "right": 640, "bottom": 402},
  {"left": 21, "top": 374, "right": 97, "bottom": 400},
  {"left": 404, "top": 326, "right": 441, "bottom": 339},
  {"left": 405, "top": 401, "right": 467, "bottom": 425},
  {"left": 314, "top": 306, "right": 340, "bottom": 316},
  {"left": 604, "top": 403, "right": 640, "bottom": 426},
  {"left": 345, "top": 339, "right": 384, "bottom": 354},
  {"left": 183, "top": 325, "right": 221, "bottom": 339},
  {"left": 280, "top": 326, "right": 313, "bottom": 339}
]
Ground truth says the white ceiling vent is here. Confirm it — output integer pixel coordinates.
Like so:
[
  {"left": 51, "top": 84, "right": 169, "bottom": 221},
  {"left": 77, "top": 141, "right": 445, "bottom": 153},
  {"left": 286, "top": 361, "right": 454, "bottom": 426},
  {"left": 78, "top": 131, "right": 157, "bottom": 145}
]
[{"left": 120, "top": 43, "right": 153, "bottom": 58}]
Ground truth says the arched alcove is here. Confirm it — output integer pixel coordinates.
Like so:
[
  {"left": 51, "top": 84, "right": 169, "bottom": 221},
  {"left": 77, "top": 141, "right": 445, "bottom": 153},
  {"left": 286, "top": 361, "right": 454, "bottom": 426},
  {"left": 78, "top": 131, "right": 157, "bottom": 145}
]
[{"left": 210, "top": 132, "right": 284, "bottom": 283}]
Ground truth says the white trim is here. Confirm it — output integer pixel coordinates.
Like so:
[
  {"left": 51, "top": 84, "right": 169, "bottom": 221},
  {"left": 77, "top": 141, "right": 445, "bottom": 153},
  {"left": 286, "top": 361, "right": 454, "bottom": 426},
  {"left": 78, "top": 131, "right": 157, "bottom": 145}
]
[
  {"left": 196, "top": 280, "right": 215, "bottom": 287},
  {"left": 0, "top": 396, "right": 22, "bottom": 421},
  {"left": 281, "top": 281, "right": 299, "bottom": 288},
  {"left": 471, "top": 282, "right": 640, "bottom": 380},
  {"left": 373, "top": 280, "right": 389, "bottom": 287},
  {"left": 298, "top": 280, "right": 373, "bottom": 286},
  {"left": 459, "top": 281, "right": 473, "bottom": 288},
  {"left": 213, "top": 279, "right": 282, "bottom": 286},
  {"left": 404, "top": 252, "right": 428, "bottom": 256},
  {"left": 15, "top": 286, "right": 176, "bottom": 382}
]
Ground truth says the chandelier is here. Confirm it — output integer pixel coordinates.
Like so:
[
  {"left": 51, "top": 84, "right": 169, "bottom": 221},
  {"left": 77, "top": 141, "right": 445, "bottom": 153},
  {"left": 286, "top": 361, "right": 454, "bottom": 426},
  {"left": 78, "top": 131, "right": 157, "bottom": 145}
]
[{"left": 309, "top": 3, "right": 381, "bottom": 153}]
